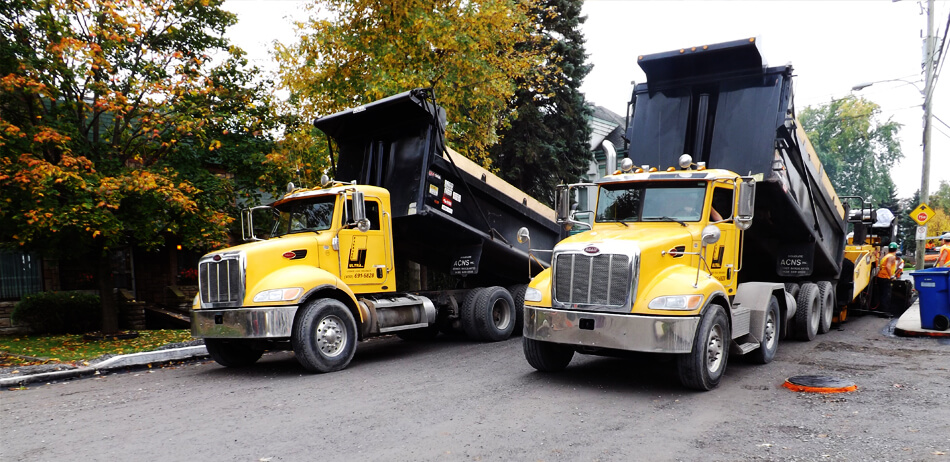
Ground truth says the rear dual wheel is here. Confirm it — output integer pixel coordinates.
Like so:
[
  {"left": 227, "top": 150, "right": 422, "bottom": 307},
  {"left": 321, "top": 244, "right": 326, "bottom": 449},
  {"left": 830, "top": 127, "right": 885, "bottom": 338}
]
[
  {"left": 795, "top": 283, "right": 821, "bottom": 341},
  {"left": 817, "top": 281, "right": 835, "bottom": 334},
  {"left": 461, "top": 286, "right": 517, "bottom": 342}
]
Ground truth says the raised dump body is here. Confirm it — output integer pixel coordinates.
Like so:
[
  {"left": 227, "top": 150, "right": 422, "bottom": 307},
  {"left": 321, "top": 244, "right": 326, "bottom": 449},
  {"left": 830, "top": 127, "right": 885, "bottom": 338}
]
[
  {"left": 627, "top": 38, "right": 847, "bottom": 282},
  {"left": 314, "top": 88, "right": 559, "bottom": 285}
]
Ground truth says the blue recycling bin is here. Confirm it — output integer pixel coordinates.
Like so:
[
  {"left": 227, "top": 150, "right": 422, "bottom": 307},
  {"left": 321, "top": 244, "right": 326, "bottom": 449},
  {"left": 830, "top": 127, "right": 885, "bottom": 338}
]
[{"left": 910, "top": 268, "right": 950, "bottom": 330}]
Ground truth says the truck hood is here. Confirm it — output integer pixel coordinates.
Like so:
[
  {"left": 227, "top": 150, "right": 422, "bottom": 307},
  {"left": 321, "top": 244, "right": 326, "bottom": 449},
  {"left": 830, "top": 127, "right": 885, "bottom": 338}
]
[
  {"left": 207, "top": 233, "right": 323, "bottom": 259},
  {"left": 558, "top": 225, "right": 699, "bottom": 251}
]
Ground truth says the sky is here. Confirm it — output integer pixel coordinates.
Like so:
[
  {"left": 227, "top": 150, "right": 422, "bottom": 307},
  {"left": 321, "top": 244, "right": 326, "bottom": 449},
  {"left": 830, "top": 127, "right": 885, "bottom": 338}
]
[{"left": 221, "top": 0, "right": 950, "bottom": 201}]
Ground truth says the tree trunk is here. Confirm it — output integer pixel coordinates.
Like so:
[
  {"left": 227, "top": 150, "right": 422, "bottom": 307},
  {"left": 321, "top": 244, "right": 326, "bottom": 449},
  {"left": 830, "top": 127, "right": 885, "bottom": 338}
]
[{"left": 97, "top": 251, "right": 119, "bottom": 334}]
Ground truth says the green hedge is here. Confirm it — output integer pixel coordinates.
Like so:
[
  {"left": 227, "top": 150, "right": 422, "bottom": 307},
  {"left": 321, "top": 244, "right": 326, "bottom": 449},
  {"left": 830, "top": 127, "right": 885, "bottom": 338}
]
[{"left": 12, "top": 291, "right": 101, "bottom": 334}]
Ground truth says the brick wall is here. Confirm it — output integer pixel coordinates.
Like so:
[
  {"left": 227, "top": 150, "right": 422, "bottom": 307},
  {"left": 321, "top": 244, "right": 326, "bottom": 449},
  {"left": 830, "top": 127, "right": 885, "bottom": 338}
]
[{"left": 0, "top": 300, "right": 27, "bottom": 335}]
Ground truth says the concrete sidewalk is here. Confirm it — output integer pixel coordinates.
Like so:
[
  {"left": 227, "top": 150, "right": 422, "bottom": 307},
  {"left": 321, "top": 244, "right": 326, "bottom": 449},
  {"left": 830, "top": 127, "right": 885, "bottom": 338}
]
[
  {"left": 0, "top": 345, "right": 209, "bottom": 388},
  {"left": 893, "top": 300, "right": 950, "bottom": 338}
]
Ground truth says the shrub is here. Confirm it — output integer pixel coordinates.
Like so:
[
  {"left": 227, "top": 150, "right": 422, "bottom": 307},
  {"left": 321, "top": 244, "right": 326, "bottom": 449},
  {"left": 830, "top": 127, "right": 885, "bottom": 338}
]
[{"left": 12, "top": 291, "right": 101, "bottom": 334}]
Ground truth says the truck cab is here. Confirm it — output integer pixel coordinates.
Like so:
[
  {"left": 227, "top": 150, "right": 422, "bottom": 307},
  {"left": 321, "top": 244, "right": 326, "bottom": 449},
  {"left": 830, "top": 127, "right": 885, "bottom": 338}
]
[{"left": 522, "top": 156, "right": 785, "bottom": 390}]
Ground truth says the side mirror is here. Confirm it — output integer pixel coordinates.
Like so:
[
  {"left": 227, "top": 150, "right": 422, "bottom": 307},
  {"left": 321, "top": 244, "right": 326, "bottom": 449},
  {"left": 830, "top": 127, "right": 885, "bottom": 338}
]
[
  {"left": 736, "top": 178, "right": 756, "bottom": 231},
  {"left": 241, "top": 206, "right": 275, "bottom": 241},
  {"left": 517, "top": 227, "right": 530, "bottom": 245},
  {"left": 701, "top": 225, "right": 721, "bottom": 246},
  {"left": 556, "top": 187, "right": 570, "bottom": 222},
  {"left": 351, "top": 190, "right": 370, "bottom": 233},
  {"left": 241, "top": 208, "right": 253, "bottom": 241}
]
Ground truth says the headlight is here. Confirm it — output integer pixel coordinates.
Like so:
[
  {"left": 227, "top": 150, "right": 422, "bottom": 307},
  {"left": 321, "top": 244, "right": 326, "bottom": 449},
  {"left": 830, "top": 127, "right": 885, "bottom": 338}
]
[
  {"left": 648, "top": 294, "right": 703, "bottom": 310},
  {"left": 253, "top": 288, "right": 303, "bottom": 303},
  {"left": 524, "top": 287, "right": 543, "bottom": 302}
]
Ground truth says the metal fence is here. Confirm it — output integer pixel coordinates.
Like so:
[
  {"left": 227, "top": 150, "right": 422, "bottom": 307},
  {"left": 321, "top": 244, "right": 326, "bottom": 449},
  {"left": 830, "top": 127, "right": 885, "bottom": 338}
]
[{"left": 0, "top": 251, "right": 42, "bottom": 300}]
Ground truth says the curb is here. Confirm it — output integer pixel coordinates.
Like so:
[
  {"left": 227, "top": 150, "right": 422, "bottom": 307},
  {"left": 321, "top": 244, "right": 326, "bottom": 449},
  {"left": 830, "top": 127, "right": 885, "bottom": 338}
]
[{"left": 0, "top": 345, "right": 209, "bottom": 388}]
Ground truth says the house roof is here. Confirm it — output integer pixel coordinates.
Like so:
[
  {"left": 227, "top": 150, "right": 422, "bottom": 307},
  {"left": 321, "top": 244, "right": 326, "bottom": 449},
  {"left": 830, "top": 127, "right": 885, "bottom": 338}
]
[{"left": 588, "top": 105, "right": 626, "bottom": 152}]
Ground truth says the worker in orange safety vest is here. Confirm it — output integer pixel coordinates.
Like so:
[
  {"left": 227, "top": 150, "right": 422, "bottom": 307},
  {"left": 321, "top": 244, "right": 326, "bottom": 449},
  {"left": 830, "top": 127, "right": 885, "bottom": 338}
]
[
  {"left": 875, "top": 242, "right": 899, "bottom": 314},
  {"left": 936, "top": 234, "right": 950, "bottom": 268}
]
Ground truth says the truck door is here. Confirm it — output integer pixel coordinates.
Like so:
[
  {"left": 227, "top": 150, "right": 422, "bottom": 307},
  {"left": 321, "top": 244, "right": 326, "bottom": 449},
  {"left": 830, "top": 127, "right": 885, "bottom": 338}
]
[
  {"left": 338, "top": 197, "right": 392, "bottom": 292},
  {"left": 706, "top": 185, "right": 739, "bottom": 295}
]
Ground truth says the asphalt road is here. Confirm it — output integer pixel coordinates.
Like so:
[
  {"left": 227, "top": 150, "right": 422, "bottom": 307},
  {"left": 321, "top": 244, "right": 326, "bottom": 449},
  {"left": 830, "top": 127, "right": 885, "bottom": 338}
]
[{"left": 1, "top": 314, "right": 948, "bottom": 462}]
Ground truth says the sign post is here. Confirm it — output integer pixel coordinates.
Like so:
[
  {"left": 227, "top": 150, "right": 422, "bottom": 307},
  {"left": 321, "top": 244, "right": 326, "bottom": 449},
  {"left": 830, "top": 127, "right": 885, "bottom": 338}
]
[{"left": 911, "top": 204, "right": 936, "bottom": 270}]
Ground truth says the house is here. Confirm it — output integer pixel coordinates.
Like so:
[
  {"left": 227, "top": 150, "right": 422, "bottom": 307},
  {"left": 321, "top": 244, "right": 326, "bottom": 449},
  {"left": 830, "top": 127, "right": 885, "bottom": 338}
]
[{"left": 575, "top": 105, "right": 628, "bottom": 217}]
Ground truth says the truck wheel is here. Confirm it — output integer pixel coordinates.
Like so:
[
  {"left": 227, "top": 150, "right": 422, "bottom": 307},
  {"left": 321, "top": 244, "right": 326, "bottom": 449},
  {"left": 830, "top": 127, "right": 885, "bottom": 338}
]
[
  {"left": 507, "top": 284, "right": 528, "bottom": 336},
  {"left": 784, "top": 282, "right": 800, "bottom": 299},
  {"left": 817, "top": 281, "right": 835, "bottom": 334},
  {"left": 748, "top": 296, "right": 780, "bottom": 364},
  {"left": 795, "top": 283, "right": 821, "bottom": 341},
  {"left": 204, "top": 339, "right": 263, "bottom": 367},
  {"left": 472, "top": 286, "right": 516, "bottom": 342},
  {"left": 677, "top": 303, "right": 730, "bottom": 391},
  {"left": 292, "top": 298, "right": 358, "bottom": 373},
  {"left": 523, "top": 337, "right": 574, "bottom": 371},
  {"left": 459, "top": 288, "right": 485, "bottom": 340}
]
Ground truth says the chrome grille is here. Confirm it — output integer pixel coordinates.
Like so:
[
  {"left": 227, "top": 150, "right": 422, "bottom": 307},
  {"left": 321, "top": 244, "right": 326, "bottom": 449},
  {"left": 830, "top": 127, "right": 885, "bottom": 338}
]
[
  {"left": 554, "top": 253, "right": 631, "bottom": 307},
  {"left": 199, "top": 256, "right": 244, "bottom": 306}
]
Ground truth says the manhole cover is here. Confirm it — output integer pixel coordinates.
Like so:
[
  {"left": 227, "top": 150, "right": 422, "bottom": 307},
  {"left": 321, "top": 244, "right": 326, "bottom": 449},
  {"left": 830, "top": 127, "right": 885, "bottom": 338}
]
[{"left": 783, "top": 375, "right": 857, "bottom": 393}]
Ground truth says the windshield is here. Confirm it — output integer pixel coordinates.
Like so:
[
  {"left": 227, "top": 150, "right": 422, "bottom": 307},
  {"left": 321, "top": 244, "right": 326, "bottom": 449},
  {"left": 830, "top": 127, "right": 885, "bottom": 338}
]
[
  {"left": 272, "top": 196, "right": 336, "bottom": 237},
  {"left": 596, "top": 181, "right": 707, "bottom": 223}
]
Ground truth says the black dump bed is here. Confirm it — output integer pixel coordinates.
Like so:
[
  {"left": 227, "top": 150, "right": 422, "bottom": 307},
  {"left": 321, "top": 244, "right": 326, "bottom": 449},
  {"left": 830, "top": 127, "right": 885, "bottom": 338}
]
[
  {"left": 314, "top": 89, "right": 559, "bottom": 286},
  {"left": 626, "top": 38, "right": 847, "bottom": 281}
]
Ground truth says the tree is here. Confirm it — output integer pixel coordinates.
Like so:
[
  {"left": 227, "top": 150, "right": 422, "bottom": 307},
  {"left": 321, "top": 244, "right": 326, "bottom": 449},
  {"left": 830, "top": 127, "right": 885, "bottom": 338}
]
[
  {"left": 0, "top": 0, "right": 279, "bottom": 333},
  {"left": 274, "top": 0, "right": 546, "bottom": 168},
  {"left": 488, "top": 0, "right": 592, "bottom": 206},
  {"left": 799, "top": 96, "right": 902, "bottom": 205},
  {"left": 897, "top": 190, "right": 919, "bottom": 255}
]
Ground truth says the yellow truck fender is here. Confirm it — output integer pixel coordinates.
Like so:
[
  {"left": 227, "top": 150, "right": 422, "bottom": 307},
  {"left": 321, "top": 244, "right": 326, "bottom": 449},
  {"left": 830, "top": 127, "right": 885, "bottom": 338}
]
[
  {"left": 524, "top": 267, "right": 553, "bottom": 307},
  {"left": 634, "top": 263, "right": 725, "bottom": 316},
  {"left": 249, "top": 265, "right": 363, "bottom": 324}
]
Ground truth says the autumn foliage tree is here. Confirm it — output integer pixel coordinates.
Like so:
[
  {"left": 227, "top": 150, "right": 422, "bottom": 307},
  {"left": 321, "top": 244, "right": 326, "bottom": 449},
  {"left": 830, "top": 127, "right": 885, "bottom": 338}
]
[
  {"left": 275, "top": 0, "right": 546, "bottom": 170},
  {"left": 0, "top": 0, "right": 280, "bottom": 333}
]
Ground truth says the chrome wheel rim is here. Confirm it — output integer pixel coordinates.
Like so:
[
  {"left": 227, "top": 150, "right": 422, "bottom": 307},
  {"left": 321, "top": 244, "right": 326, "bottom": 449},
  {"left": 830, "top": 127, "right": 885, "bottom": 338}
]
[
  {"left": 491, "top": 299, "right": 512, "bottom": 330},
  {"left": 706, "top": 323, "right": 725, "bottom": 373},
  {"left": 763, "top": 312, "right": 777, "bottom": 350},
  {"left": 316, "top": 315, "right": 347, "bottom": 357}
]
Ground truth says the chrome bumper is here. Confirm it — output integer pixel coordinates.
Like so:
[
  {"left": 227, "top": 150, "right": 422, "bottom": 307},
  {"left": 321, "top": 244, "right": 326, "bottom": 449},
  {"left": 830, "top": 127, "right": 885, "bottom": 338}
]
[
  {"left": 191, "top": 306, "right": 299, "bottom": 338},
  {"left": 523, "top": 306, "right": 699, "bottom": 353}
]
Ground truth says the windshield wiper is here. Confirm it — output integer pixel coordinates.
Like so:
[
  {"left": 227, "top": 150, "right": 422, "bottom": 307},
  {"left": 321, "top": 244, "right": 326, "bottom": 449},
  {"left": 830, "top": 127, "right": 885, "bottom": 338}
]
[{"left": 645, "top": 216, "right": 688, "bottom": 227}]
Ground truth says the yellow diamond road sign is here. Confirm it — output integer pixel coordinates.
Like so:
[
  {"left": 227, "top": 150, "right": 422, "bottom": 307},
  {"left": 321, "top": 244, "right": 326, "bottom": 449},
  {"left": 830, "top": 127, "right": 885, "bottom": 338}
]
[{"left": 911, "top": 203, "right": 935, "bottom": 226}]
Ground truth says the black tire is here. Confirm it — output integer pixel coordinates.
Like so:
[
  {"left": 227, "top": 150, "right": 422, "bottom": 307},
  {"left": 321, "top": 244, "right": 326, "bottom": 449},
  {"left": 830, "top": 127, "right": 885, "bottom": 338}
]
[
  {"left": 523, "top": 337, "right": 574, "bottom": 372},
  {"left": 396, "top": 324, "right": 440, "bottom": 341},
  {"left": 795, "top": 283, "right": 821, "bottom": 341},
  {"left": 471, "top": 286, "right": 516, "bottom": 342},
  {"left": 204, "top": 339, "right": 263, "bottom": 368},
  {"left": 749, "top": 296, "right": 780, "bottom": 364},
  {"left": 817, "top": 281, "right": 835, "bottom": 334},
  {"left": 784, "top": 282, "right": 800, "bottom": 299},
  {"left": 459, "top": 288, "right": 485, "bottom": 340},
  {"left": 507, "top": 284, "right": 528, "bottom": 336},
  {"left": 292, "top": 298, "right": 358, "bottom": 373},
  {"left": 677, "top": 304, "right": 730, "bottom": 391}
]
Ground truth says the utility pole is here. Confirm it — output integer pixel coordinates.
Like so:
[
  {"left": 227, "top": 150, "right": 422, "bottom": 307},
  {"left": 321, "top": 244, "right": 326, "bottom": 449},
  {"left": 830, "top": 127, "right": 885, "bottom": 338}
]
[{"left": 917, "top": 0, "right": 936, "bottom": 270}]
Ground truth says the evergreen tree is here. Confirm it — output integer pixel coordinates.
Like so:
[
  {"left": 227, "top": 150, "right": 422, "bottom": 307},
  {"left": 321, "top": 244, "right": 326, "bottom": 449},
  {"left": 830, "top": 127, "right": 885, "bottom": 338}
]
[
  {"left": 488, "top": 0, "right": 593, "bottom": 206},
  {"left": 899, "top": 190, "right": 920, "bottom": 255}
]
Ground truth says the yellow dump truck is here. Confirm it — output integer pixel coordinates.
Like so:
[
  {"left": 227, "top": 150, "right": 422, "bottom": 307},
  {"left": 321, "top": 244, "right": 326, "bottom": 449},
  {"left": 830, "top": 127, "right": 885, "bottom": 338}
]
[
  {"left": 519, "top": 38, "right": 892, "bottom": 390},
  {"left": 191, "top": 89, "right": 560, "bottom": 373}
]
